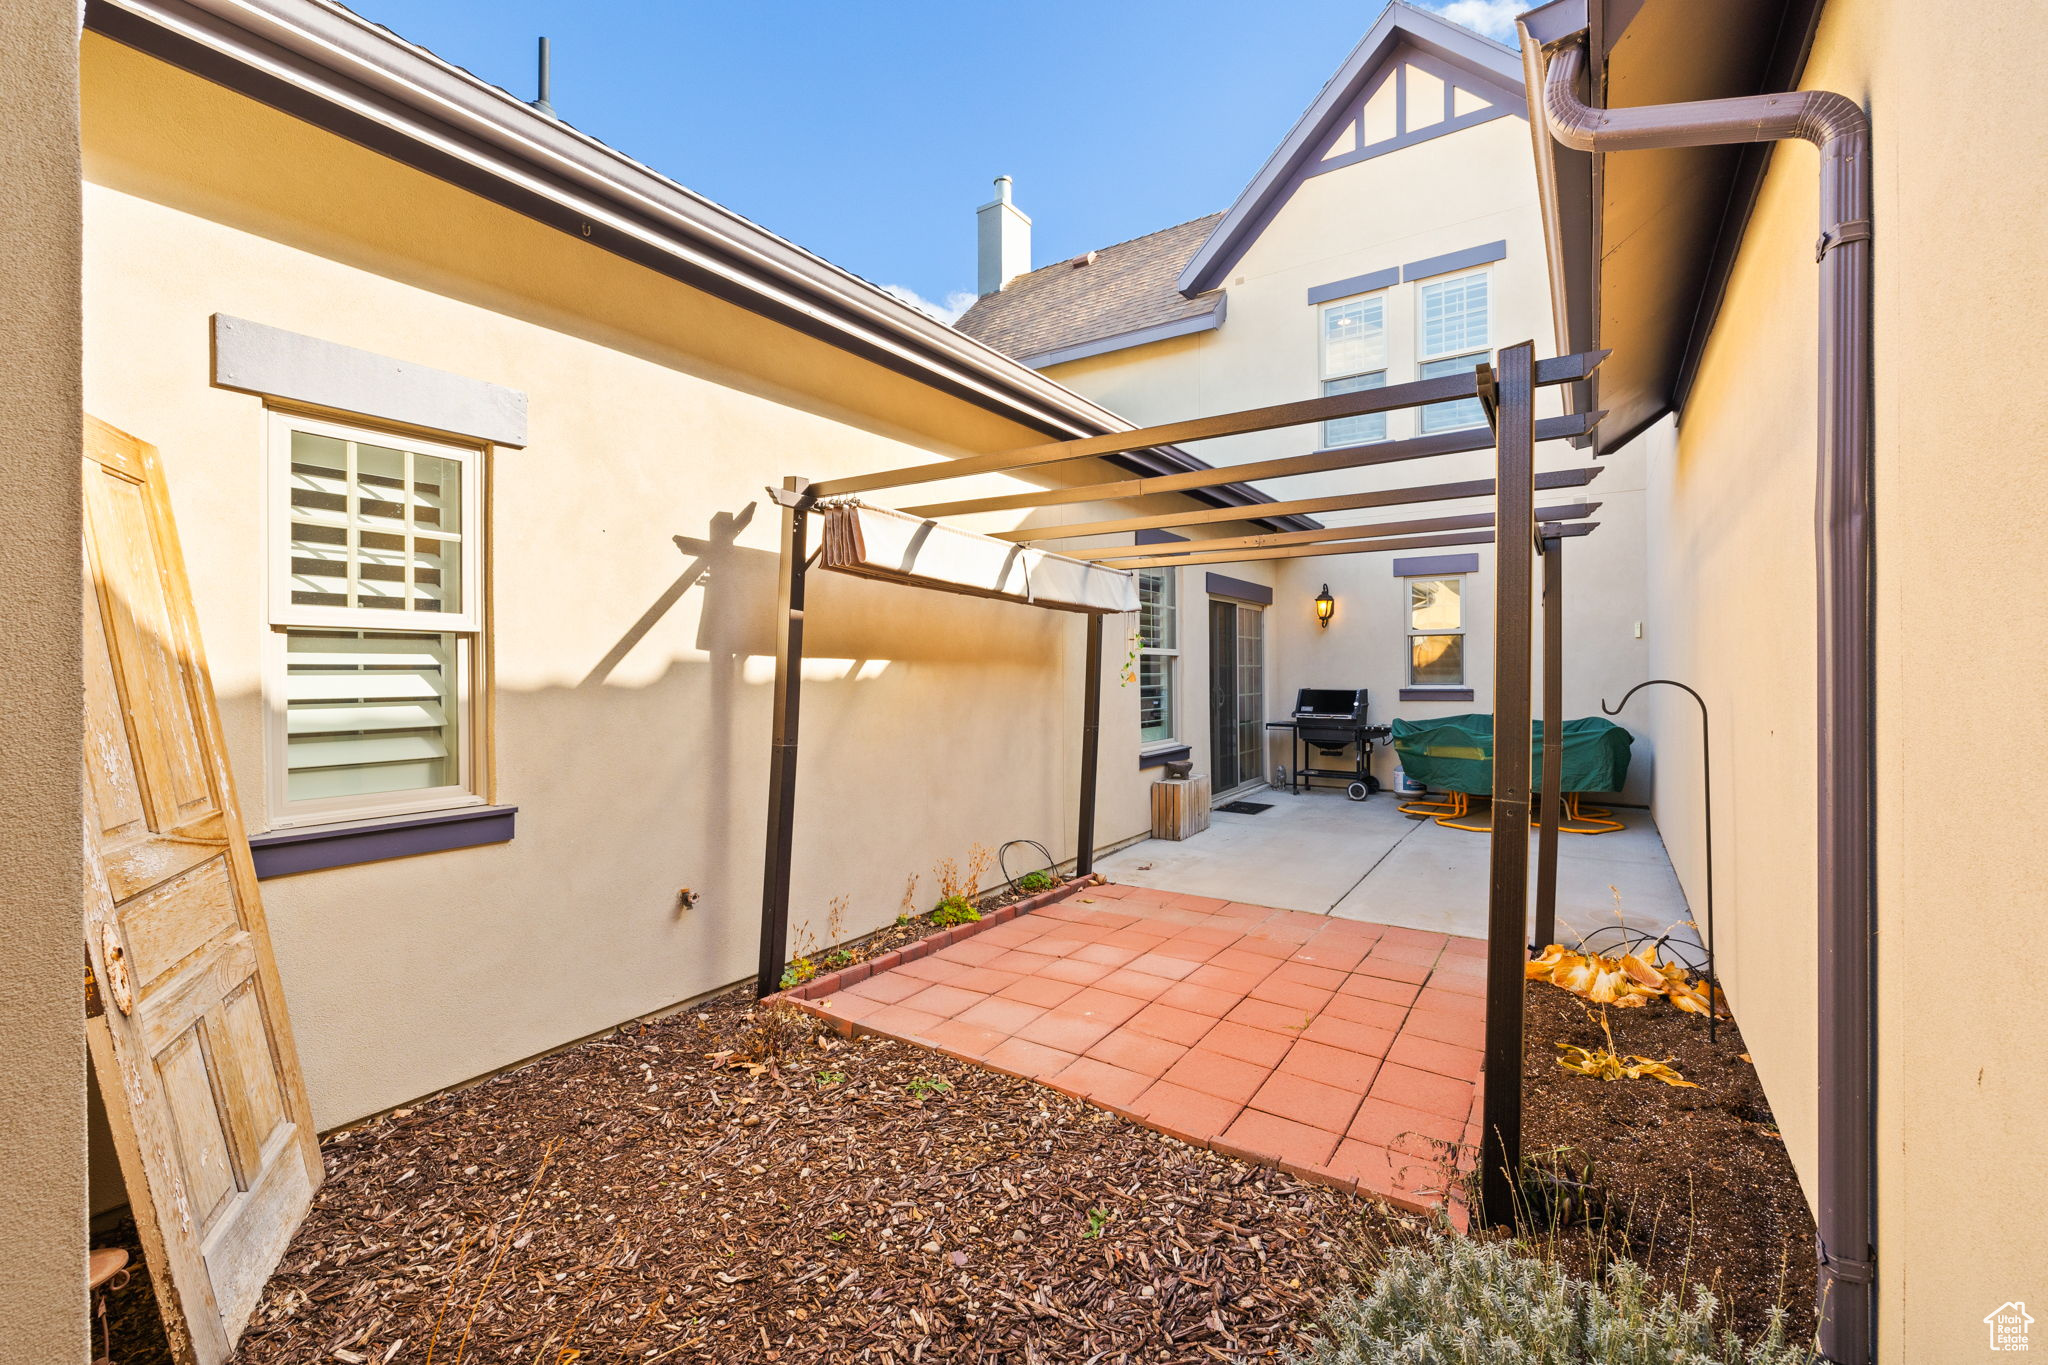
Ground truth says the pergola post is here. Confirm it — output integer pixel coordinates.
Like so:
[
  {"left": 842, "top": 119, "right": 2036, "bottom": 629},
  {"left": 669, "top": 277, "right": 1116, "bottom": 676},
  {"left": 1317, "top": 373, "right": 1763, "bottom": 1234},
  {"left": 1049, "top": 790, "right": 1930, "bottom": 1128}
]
[
  {"left": 1533, "top": 534, "right": 1564, "bottom": 951},
  {"left": 1480, "top": 341, "right": 1536, "bottom": 1225},
  {"left": 756, "top": 477, "right": 809, "bottom": 998},
  {"left": 1075, "top": 613, "right": 1103, "bottom": 877}
]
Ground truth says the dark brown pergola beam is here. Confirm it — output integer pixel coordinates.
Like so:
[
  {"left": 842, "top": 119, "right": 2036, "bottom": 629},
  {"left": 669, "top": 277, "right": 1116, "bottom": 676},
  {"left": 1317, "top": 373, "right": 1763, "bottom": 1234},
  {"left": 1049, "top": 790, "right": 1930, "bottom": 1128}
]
[
  {"left": 989, "top": 466, "right": 1606, "bottom": 544},
  {"left": 1081, "top": 502, "right": 1601, "bottom": 564},
  {"left": 808, "top": 351, "right": 1608, "bottom": 498},
  {"left": 895, "top": 412, "right": 1605, "bottom": 520},
  {"left": 1105, "top": 520, "right": 1596, "bottom": 570}
]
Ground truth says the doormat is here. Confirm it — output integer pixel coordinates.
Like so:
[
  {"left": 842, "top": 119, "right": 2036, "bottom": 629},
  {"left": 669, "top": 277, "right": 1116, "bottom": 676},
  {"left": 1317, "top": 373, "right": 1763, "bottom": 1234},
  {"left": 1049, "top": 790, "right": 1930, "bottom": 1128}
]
[{"left": 1218, "top": 800, "right": 1273, "bottom": 815}]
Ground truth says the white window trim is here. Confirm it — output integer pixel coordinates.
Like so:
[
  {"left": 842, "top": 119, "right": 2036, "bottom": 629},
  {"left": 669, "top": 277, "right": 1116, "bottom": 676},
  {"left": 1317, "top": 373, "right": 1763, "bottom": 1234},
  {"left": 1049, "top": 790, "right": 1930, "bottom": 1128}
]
[
  {"left": 1406, "top": 574, "right": 1466, "bottom": 688},
  {"left": 1137, "top": 567, "right": 1180, "bottom": 748},
  {"left": 1318, "top": 292, "right": 1390, "bottom": 448},
  {"left": 262, "top": 409, "right": 490, "bottom": 829}
]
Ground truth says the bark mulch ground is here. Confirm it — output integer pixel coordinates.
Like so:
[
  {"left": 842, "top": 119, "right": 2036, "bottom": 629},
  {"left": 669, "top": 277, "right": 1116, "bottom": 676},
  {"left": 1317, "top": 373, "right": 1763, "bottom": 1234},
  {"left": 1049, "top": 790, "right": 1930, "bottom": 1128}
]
[
  {"left": 108, "top": 989, "right": 1408, "bottom": 1365},
  {"left": 1521, "top": 978, "right": 1818, "bottom": 1344},
  {"left": 94, "top": 907, "right": 1818, "bottom": 1361}
]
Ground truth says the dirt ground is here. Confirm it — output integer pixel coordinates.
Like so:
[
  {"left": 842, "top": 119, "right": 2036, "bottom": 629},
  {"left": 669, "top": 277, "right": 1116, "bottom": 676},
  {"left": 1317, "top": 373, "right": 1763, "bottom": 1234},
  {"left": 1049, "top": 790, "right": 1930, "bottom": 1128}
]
[{"left": 1522, "top": 978, "right": 1819, "bottom": 1343}]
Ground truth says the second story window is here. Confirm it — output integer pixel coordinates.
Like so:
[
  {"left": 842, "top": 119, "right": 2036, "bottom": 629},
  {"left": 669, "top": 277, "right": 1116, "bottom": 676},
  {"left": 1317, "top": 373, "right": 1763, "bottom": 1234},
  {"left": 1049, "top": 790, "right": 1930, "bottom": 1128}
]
[
  {"left": 1417, "top": 271, "right": 1490, "bottom": 432},
  {"left": 1137, "top": 567, "right": 1178, "bottom": 745},
  {"left": 266, "top": 412, "right": 487, "bottom": 826},
  {"left": 1320, "top": 294, "right": 1388, "bottom": 447}
]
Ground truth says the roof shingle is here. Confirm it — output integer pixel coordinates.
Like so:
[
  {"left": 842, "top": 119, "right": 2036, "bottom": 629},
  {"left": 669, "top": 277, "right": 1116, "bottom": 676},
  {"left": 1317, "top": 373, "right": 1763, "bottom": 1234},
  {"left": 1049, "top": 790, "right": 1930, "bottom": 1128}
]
[{"left": 955, "top": 213, "right": 1224, "bottom": 364}]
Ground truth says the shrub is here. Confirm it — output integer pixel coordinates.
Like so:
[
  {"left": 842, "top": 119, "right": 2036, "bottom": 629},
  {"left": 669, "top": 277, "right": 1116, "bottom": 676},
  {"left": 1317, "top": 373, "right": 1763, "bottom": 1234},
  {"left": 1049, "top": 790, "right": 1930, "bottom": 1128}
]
[
  {"left": 1285, "top": 1230, "right": 1812, "bottom": 1365},
  {"left": 1017, "top": 869, "right": 1058, "bottom": 894},
  {"left": 930, "top": 895, "right": 981, "bottom": 927}
]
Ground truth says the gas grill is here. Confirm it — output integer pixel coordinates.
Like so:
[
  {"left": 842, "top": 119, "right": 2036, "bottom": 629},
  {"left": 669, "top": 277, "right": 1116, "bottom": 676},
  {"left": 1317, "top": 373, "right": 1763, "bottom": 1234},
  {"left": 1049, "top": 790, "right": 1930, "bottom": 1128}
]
[{"left": 1265, "top": 688, "right": 1389, "bottom": 800}]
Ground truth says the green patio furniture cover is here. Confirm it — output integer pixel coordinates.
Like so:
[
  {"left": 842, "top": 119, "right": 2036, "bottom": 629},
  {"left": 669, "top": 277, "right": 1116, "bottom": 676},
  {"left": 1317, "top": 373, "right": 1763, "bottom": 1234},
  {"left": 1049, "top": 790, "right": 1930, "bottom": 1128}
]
[{"left": 1390, "top": 714, "right": 1633, "bottom": 795}]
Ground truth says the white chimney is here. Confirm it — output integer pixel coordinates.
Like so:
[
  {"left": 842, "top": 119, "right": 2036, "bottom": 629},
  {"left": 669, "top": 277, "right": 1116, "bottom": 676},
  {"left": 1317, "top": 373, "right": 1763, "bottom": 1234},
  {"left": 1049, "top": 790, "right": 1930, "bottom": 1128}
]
[{"left": 976, "top": 175, "right": 1032, "bottom": 295}]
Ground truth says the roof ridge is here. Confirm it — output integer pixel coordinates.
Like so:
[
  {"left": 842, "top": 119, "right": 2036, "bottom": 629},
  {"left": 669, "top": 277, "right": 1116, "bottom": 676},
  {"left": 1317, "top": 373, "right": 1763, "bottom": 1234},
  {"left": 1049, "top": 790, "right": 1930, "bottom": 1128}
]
[{"left": 1005, "top": 210, "right": 1225, "bottom": 284}]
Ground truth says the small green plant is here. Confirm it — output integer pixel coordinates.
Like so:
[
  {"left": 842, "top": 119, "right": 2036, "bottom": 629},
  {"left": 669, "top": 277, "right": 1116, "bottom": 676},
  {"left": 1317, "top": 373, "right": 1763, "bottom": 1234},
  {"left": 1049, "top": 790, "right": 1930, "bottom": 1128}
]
[
  {"left": 779, "top": 957, "right": 818, "bottom": 990},
  {"left": 825, "top": 1230, "right": 848, "bottom": 1242},
  {"left": 1017, "top": 869, "right": 1058, "bottom": 894},
  {"left": 826, "top": 947, "right": 857, "bottom": 968},
  {"left": 930, "top": 895, "right": 982, "bottom": 926},
  {"left": 816, "top": 1070, "right": 848, "bottom": 1088},
  {"left": 1283, "top": 1229, "right": 1813, "bottom": 1364},
  {"left": 1083, "top": 1207, "right": 1113, "bottom": 1238},
  {"left": 904, "top": 1077, "right": 952, "bottom": 1099}
]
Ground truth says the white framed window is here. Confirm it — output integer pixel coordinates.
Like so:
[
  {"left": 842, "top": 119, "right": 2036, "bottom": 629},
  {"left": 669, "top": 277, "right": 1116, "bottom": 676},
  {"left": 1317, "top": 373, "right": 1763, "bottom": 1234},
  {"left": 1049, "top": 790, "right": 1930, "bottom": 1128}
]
[
  {"left": 1319, "top": 293, "right": 1389, "bottom": 447},
  {"left": 1137, "top": 567, "right": 1179, "bottom": 745},
  {"left": 1417, "top": 271, "right": 1490, "bottom": 433},
  {"left": 1407, "top": 576, "right": 1465, "bottom": 686},
  {"left": 264, "top": 411, "right": 487, "bottom": 827}
]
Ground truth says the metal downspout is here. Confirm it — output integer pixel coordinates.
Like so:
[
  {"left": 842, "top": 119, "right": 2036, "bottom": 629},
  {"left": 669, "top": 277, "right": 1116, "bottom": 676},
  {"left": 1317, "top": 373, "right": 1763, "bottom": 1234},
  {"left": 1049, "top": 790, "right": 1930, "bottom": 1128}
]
[{"left": 1538, "top": 41, "right": 1875, "bottom": 1365}]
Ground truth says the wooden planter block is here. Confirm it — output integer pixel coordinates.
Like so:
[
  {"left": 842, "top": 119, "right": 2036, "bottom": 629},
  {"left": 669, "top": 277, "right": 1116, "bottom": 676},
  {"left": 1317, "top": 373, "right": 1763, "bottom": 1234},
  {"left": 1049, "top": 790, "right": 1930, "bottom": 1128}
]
[{"left": 1151, "top": 775, "right": 1211, "bottom": 841}]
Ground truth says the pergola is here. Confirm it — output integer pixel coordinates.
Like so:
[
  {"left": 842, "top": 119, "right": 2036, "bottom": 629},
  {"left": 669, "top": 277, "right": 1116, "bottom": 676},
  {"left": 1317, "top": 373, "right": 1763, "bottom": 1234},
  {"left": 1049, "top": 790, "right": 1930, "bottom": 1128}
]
[{"left": 755, "top": 340, "right": 1609, "bottom": 1221}]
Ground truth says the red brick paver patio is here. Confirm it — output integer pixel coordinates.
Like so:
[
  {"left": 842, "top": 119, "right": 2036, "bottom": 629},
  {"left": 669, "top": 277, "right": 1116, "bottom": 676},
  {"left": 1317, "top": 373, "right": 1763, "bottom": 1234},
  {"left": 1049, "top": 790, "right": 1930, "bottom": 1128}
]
[{"left": 801, "top": 883, "right": 1486, "bottom": 1213}]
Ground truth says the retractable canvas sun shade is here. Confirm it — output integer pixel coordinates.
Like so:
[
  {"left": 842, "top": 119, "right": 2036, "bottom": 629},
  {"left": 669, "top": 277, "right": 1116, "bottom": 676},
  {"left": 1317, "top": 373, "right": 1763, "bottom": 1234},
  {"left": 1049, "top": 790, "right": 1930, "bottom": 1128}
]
[{"left": 817, "top": 502, "right": 1139, "bottom": 614}]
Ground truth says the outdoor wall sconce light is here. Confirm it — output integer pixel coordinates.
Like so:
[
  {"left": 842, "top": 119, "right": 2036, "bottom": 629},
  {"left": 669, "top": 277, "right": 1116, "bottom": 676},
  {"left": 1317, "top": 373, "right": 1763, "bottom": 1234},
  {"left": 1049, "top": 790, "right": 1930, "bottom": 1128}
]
[{"left": 1314, "top": 584, "right": 1336, "bottom": 630}]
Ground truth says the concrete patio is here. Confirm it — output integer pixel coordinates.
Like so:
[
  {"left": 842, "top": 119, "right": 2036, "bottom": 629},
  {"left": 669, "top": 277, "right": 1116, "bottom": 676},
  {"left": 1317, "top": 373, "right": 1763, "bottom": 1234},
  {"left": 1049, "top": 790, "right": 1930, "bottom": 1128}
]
[
  {"left": 801, "top": 885, "right": 1484, "bottom": 1214},
  {"left": 1098, "top": 787, "right": 1699, "bottom": 952}
]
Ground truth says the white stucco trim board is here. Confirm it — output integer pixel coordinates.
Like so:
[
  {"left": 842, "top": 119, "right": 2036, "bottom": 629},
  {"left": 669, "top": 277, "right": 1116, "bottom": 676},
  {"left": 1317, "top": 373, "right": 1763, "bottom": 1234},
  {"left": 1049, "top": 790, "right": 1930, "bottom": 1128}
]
[{"left": 212, "top": 314, "right": 529, "bottom": 446}]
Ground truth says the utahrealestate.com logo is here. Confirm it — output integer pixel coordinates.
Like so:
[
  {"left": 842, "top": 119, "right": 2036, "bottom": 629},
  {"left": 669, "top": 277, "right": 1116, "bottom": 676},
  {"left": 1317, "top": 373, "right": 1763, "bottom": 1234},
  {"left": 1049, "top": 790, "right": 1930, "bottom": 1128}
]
[{"left": 1985, "top": 1302, "right": 2034, "bottom": 1352}]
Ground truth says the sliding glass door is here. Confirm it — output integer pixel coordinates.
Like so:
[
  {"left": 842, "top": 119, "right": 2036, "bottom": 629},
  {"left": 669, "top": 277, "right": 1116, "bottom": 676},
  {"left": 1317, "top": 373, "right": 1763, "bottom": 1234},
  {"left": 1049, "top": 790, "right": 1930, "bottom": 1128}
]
[{"left": 1209, "top": 600, "right": 1265, "bottom": 793}]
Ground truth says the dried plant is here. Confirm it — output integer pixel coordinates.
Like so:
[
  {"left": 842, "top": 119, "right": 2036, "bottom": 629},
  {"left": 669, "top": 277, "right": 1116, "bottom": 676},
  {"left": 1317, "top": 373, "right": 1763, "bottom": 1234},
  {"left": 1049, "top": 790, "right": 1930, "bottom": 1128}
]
[
  {"left": 933, "top": 855, "right": 965, "bottom": 903},
  {"left": 1527, "top": 943, "right": 1725, "bottom": 1017},
  {"left": 964, "top": 842, "right": 995, "bottom": 902},
  {"left": 1556, "top": 1007, "right": 1698, "bottom": 1088},
  {"left": 428, "top": 1139, "right": 560, "bottom": 1365},
  {"left": 897, "top": 873, "right": 921, "bottom": 926},
  {"left": 730, "top": 1001, "right": 818, "bottom": 1067}
]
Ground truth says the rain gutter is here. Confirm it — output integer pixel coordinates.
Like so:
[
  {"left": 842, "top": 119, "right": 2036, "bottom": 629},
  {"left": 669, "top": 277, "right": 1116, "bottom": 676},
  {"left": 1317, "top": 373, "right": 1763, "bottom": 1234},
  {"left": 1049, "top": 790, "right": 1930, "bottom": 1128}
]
[{"left": 1530, "top": 34, "right": 1875, "bottom": 1365}]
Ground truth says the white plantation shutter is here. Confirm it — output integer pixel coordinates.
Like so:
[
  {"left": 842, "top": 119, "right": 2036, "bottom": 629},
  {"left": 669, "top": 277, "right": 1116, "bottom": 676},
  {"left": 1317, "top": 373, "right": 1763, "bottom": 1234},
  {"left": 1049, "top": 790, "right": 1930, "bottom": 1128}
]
[
  {"left": 283, "top": 630, "right": 460, "bottom": 802},
  {"left": 1137, "top": 568, "right": 1178, "bottom": 744},
  {"left": 268, "top": 412, "right": 483, "bottom": 822},
  {"left": 283, "top": 426, "right": 469, "bottom": 625}
]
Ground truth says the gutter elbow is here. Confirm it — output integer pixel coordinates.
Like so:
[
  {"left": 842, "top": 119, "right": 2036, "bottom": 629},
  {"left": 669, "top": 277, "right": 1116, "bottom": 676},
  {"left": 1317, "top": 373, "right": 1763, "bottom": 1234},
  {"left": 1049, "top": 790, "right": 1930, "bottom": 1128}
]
[
  {"left": 1540, "top": 42, "right": 1603, "bottom": 153},
  {"left": 1794, "top": 88, "right": 1868, "bottom": 149}
]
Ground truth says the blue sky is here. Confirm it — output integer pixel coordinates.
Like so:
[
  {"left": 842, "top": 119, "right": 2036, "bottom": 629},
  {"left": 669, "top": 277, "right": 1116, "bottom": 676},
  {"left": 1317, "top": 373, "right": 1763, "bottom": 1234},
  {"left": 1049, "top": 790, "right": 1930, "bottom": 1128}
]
[{"left": 343, "top": 0, "right": 1520, "bottom": 318}]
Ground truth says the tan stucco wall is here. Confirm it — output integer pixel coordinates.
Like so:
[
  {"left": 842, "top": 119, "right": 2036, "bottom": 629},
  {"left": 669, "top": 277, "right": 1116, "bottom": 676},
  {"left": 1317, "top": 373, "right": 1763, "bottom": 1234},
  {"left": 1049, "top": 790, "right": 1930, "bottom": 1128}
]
[
  {"left": 1644, "top": 0, "right": 2048, "bottom": 1354},
  {"left": 1043, "top": 111, "right": 1652, "bottom": 807},
  {"left": 0, "top": 3, "right": 87, "bottom": 1360},
  {"left": 79, "top": 36, "right": 1252, "bottom": 1132}
]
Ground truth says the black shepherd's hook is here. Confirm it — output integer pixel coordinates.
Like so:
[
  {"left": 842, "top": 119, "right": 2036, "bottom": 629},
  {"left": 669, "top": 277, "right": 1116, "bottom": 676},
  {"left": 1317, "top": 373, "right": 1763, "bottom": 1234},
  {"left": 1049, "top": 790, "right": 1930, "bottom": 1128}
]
[{"left": 1602, "top": 680, "right": 1720, "bottom": 1043}]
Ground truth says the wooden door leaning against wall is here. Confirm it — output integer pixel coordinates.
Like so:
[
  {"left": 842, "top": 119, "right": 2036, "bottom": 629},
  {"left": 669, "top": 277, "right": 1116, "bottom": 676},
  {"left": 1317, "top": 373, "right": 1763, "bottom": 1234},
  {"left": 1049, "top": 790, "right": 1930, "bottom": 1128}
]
[{"left": 82, "top": 415, "right": 322, "bottom": 1365}]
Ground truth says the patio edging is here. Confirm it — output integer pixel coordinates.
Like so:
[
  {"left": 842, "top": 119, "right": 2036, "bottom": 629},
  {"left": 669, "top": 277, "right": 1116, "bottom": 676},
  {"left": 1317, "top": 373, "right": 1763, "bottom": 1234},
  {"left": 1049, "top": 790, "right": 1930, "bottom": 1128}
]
[{"left": 766, "top": 874, "right": 1101, "bottom": 1007}]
